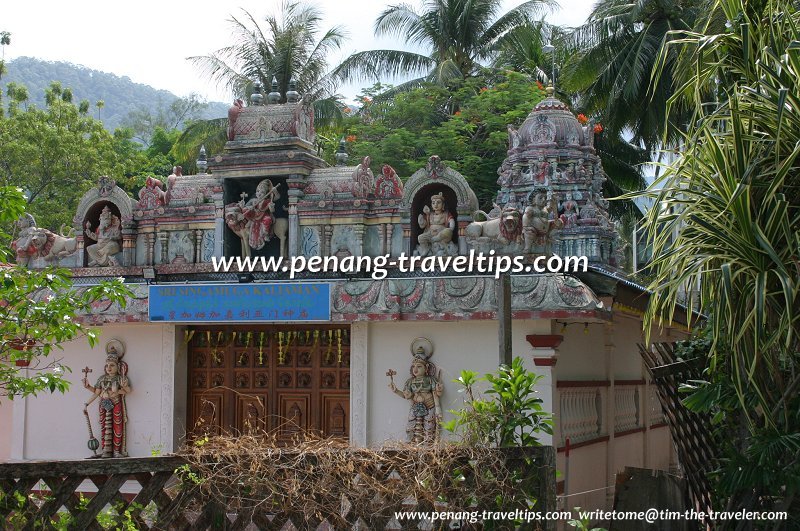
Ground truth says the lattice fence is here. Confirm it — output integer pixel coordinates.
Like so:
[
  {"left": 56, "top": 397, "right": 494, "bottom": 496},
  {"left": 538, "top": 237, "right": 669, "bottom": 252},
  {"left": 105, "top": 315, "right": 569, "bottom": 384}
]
[
  {"left": 638, "top": 342, "right": 716, "bottom": 517},
  {"left": 0, "top": 447, "right": 555, "bottom": 530}
]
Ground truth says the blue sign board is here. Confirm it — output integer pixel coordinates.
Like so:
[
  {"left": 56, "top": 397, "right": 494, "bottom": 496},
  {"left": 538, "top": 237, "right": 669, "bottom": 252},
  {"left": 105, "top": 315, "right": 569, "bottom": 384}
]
[{"left": 148, "top": 283, "right": 331, "bottom": 322}]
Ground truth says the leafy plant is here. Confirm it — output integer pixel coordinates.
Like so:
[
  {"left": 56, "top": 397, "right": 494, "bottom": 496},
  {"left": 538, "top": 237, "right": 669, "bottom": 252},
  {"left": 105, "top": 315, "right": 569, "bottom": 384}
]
[
  {"left": 444, "top": 357, "right": 553, "bottom": 447},
  {"left": 633, "top": 0, "right": 800, "bottom": 516}
]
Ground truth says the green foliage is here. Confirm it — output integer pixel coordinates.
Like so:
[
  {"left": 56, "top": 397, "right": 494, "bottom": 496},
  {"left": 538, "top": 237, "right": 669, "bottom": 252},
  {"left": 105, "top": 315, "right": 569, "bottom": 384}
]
[
  {"left": 0, "top": 267, "right": 131, "bottom": 399},
  {"left": 444, "top": 357, "right": 553, "bottom": 447},
  {"left": 1, "top": 489, "right": 146, "bottom": 530},
  {"left": 190, "top": 2, "right": 345, "bottom": 103},
  {"left": 634, "top": 0, "right": 800, "bottom": 515},
  {"left": 562, "top": 0, "right": 700, "bottom": 149},
  {"left": 120, "top": 93, "right": 209, "bottom": 147},
  {"left": 333, "top": 0, "right": 555, "bottom": 88},
  {"left": 336, "top": 71, "right": 546, "bottom": 208},
  {"left": 0, "top": 82, "right": 146, "bottom": 229}
]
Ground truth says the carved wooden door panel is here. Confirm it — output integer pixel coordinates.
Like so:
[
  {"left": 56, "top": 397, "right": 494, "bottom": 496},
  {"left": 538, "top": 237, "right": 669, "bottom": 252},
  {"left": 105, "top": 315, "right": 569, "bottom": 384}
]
[{"left": 187, "top": 326, "right": 350, "bottom": 441}]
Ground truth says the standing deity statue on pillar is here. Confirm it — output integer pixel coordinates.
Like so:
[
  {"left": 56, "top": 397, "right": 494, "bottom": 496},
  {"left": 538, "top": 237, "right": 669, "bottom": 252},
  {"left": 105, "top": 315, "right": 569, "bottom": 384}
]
[
  {"left": 387, "top": 338, "right": 443, "bottom": 444},
  {"left": 83, "top": 340, "right": 130, "bottom": 458}
]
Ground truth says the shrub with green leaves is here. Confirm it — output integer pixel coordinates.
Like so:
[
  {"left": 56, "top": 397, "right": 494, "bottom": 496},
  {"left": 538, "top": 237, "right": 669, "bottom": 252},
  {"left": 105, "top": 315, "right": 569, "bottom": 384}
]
[{"left": 444, "top": 357, "right": 553, "bottom": 447}]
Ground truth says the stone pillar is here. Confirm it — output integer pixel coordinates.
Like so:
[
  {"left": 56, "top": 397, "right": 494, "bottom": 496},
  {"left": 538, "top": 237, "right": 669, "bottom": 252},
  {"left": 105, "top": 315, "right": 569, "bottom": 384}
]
[
  {"left": 323, "top": 225, "right": 333, "bottom": 257},
  {"left": 194, "top": 229, "right": 204, "bottom": 263},
  {"left": 121, "top": 221, "right": 136, "bottom": 267},
  {"left": 353, "top": 225, "right": 365, "bottom": 256},
  {"left": 288, "top": 204, "right": 299, "bottom": 258},
  {"left": 157, "top": 229, "right": 169, "bottom": 265},
  {"left": 214, "top": 202, "right": 225, "bottom": 259},
  {"left": 457, "top": 216, "right": 470, "bottom": 255},
  {"left": 10, "top": 378, "right": 28, "bottom": 459},
  {"left": 145, "top": 232, "right": 155, "bottom": 266},
  {"left": 385, "top": 223, "right": 394, "bottom": 256},
  {"left": 160, "top": 324, "right": 177, "bottom": 452},
  {"left": 76, "top": 235, "right": 86, "bottom": 267},
  {"left": 604, "top": 322, "right": 616, "bottom": 508},
  {"left": 403, "top": 225, "right": 412, "bottom": 255}
]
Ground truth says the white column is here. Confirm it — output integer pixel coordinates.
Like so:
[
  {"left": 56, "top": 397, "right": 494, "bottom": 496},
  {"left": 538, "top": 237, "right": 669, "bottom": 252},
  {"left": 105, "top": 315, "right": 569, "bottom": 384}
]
[
  {"left": 525, "top": 333, "right": 563, "bottom": 448},
  {"left": 214, "top": 203, "right": 225, "bottom": 258},
  {"left": 349, "top": 321, "right": 368, "bottom": 447},
  {"left": 159, "top": 324, "right": 176, "bottom": 452},
  {"left": 604, "top": 322, "right": 616, "bottom": 508},
  {"left": 288, "top": 205, "right": 299, "bottom": 258}
]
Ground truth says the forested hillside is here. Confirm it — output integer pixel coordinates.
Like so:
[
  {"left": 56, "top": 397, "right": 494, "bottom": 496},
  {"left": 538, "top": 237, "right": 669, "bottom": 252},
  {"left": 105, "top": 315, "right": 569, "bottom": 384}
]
[{"left": 2, "top": 57, "right": 228, "bottom": 131}]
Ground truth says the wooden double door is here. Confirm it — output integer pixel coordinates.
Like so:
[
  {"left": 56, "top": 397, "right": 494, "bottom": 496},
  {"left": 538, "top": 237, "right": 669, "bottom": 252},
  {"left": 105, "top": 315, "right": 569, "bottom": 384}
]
[{"left": 187, "top": 325, "right": 350, "bottom": 441}]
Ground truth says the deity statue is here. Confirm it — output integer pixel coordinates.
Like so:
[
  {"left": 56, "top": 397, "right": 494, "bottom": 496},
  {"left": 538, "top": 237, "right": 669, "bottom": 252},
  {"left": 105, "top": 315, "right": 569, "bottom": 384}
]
[
  {"left": 83, "top": 340, "right": 130, "bottom": 458},
  {"left": 560, "top": 192, "right": 579, "bottom": 228},
  {"left": 227, "top": 99, "right": 244, "bottom": 140},
  {"left": 137, "top": 176, "right": 166, "bottom": 209},
  {"left": 163, "top": 166, "right": 182, "bottom": 205},
  {"left": 534, "top": 156, "right": 549, "bottom": 184},
  {"left": 387, "top": 338, "right": 443, "bottom": 444},
  {"left": 523, "top": 191, "right": 562, "bottom": 253},
  {"left": 353, "top": 156, "right": 375, "bottom": 198},
  {"left": 579, "top": 191, "right": 599, "bottom": 224},
  {"left": 416, "top": 192, "right": 457, "bottom": 256},
  {"left": 11, "top": 213, "right": 38, "bottom": 265},
  {"left": 225, "top": 179, "right": 289, "bottom": 258},
  {"left": 85, "top": 206, "right": 122, "bottom": 267},
  {"left": 507, "top": 125, "right": 521, "bottom": 152}
]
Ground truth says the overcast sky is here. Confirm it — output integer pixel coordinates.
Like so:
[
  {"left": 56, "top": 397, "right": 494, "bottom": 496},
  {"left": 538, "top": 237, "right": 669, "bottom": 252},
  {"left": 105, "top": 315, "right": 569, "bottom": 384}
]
[{"left": 2, "top": 0, "right": 594, "bottom": 104}]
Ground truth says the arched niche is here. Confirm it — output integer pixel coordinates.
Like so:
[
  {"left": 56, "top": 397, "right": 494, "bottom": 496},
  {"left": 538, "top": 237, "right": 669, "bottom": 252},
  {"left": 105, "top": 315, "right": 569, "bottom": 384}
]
[
  {"left": 73, "top": 177, "right": 137, "bottom": 267},
  {"left": 401, "top": 156, "right": 479, "bottom": 255},
  {"left": 401, "top": 157, "right": 479, "bottom": 216},
  {"left": 81, "top": 201, "right": 123, "bottom": 267}
]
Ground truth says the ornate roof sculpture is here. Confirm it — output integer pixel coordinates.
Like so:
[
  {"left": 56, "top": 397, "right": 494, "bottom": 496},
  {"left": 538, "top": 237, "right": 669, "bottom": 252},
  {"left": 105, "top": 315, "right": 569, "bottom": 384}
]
[
  {"left": 467, "top": 86, "right": 622, "bottom": 267},
  {"left": 9, "top": 76, "right": 628, "bottom": 322}
]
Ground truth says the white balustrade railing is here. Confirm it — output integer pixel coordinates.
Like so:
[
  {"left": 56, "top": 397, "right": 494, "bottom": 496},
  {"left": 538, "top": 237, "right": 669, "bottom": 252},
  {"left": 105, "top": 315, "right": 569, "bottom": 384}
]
[
  {"left": 558, "top": 386, "right": 605, "bottom": 445},
  {"left": 613, "top": 385, "right": 640, "bottom": 433}
]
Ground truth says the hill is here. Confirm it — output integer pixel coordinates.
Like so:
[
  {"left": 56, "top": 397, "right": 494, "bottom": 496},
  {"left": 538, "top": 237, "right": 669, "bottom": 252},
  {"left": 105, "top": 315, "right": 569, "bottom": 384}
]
[{"left": 2, "top": 57, "right": 229, "bottom": 131}]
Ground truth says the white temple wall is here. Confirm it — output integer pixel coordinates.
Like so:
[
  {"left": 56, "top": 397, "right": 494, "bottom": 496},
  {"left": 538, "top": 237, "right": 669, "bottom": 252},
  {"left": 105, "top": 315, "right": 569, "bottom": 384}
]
[
  {"left": 365, "top": 319, "right": 552, "bottom": 446},
  {"left": 553, "top": 322, "right": 607, "bottom": 380},
  {"left": 554, "top": 314, "right": 684, "bottom": 511},
  {"left": 18, "top": 323, "right": 177, "bottom": 460}
]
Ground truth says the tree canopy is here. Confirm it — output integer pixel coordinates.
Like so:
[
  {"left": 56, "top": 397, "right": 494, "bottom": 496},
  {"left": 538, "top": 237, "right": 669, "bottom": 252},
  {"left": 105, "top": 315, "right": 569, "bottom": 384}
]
[{"left": 333, "top": 0, "right": 555, "bottom": 90}]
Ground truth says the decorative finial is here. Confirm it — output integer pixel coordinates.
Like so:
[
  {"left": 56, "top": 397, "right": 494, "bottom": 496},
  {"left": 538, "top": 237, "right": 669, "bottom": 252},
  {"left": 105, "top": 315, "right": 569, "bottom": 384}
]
[
  {"left": 196, "top": 145, "right": 208, "bottom": 173},
  {"left": 546, "top": 84, "right": 555, "bottom": 98},
  {"left": 334, "top": 137, "right": 349, "bottom": 166},
  {"left": 267, "top": 76, "right": 281, "bottom": 104},
  {"left": 286, "top": 77, "right": 300, "bottom": 103},
  {"left": 250, "top": 81, "right": 264, "bottom": 105}
]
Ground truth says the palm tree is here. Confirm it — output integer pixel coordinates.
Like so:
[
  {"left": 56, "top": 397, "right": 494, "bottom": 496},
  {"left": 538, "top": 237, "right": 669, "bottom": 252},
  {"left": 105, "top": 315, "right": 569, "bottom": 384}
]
[
  {"left": 333, "top": 0, "right": 555, "bottom": 90},
  {"left": 189, "top": 2, "right": 345, "bottom": 103},
  {"left": 562, "top": 0, "right": 701, "bottom": 151},
  {"left": 174, "top": 2, "right": 346, "bottom": 162},
  {"left": 491, "top": 19, "right": 563, "bottom": 84}
]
